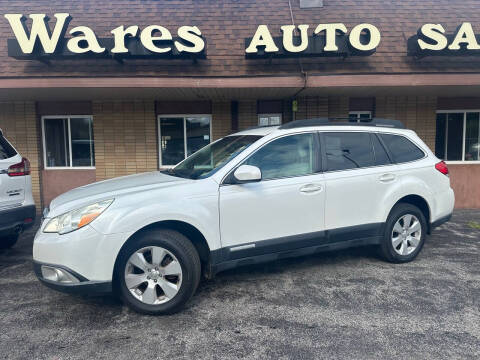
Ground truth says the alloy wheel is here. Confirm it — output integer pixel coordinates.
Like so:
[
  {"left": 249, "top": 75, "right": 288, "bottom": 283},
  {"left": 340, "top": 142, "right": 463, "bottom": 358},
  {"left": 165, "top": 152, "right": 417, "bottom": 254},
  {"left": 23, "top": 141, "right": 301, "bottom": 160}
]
[
  {"left": 124, "top": 246, "right": 183, "bottom": 305},
  {"left": 391, "top": 214, "right": 422, "bottom": 256}
]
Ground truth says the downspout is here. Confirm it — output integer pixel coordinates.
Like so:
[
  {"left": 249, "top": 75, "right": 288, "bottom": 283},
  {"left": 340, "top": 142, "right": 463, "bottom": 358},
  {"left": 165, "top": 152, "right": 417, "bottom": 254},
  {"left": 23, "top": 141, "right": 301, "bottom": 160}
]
[{"left": 288, "top": 0, "right": 308, "bottom": 121}]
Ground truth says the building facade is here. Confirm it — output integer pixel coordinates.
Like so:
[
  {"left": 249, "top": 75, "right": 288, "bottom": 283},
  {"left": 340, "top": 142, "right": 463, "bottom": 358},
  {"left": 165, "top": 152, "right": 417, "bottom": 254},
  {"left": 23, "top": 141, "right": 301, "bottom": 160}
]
[{"left": 1, "top": 0, "right": 480, "bottom": 211}]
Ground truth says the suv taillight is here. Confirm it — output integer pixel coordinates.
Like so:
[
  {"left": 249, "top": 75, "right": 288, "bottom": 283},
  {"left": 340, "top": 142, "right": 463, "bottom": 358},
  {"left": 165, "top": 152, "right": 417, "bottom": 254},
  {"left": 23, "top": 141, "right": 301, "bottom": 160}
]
[
  {"left": 435, "top": 161, "right": 449, "bottom": 176},
  {"left": 8, "top": 157, "right": 30, "bottom": 177}
]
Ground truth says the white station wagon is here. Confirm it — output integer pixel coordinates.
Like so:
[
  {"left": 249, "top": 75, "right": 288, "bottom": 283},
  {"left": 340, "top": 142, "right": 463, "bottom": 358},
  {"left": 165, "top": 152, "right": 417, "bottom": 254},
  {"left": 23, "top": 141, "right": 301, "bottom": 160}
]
[{"left": 33, "top": 118, "right": 454, "bottom": 314}]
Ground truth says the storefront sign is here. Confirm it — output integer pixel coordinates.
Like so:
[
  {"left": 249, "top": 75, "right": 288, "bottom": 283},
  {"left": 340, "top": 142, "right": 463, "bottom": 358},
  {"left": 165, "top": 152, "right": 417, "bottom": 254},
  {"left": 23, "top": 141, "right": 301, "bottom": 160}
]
[
  {"left": 4, "top": 13, "right": 206, "bottom": 60},
  {"left": 408, "top": 22, "right": 480, "bottom": 57},
  {"left": 245, "top": 24, "right": 381, "bottom": 58},
  {"left": 4, "top": 14, "right": 480, "bottom": 61}
]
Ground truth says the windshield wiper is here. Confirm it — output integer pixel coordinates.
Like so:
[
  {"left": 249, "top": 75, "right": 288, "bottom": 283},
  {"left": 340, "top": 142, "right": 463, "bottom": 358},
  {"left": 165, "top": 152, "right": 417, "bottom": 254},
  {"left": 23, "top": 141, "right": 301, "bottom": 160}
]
[
  {"left": 161, "top": 168, "right": 193, "bottom": 179},
  {"left": 162, "top": 168, "right": 179, "bottom": 177}
]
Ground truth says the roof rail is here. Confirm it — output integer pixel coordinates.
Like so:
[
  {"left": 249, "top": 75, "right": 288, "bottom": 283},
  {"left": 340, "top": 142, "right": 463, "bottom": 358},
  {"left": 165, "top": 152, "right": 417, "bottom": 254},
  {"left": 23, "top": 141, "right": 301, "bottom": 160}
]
[
  {"left": 278, "top": 118, "right": 405, "bottom": 130},
  {"left": 243, "top": 124, "right": 279, "bottom": 131}
]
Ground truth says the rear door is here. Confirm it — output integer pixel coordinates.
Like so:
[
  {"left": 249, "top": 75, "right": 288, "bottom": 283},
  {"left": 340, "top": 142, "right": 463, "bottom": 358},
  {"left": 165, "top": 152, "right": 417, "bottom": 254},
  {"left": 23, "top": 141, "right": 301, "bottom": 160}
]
[
  {"left": 321, "top": 131, "right": 395, "bottom": 238},
  {"left": 0, "top": 132, "right": 26, "bottom": 209}
]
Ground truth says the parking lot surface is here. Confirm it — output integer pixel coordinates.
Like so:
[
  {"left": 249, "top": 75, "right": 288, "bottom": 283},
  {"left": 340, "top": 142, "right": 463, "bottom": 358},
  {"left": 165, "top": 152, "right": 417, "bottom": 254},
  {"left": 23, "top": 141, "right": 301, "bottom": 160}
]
[{"left": 1, "top": 210, "right": 479, "bottom": 359}]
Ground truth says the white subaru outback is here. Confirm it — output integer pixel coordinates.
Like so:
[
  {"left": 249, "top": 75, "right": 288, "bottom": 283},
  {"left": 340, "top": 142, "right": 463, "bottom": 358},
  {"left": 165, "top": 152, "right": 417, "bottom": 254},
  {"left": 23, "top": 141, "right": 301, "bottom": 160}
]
[
  {"left": 33, "top": 119, "right": 454, "bottom": 314},
  {"left": 0, "top": 129, "right": 36, "bottom": 249}
]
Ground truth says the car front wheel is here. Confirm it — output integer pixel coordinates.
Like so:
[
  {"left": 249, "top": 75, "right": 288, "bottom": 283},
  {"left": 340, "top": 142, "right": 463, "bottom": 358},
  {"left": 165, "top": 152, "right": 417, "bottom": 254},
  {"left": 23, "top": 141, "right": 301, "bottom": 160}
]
[
  {"left": 380, "top": 203, "right": 427, "bottom": 263},
  {"left": 116, "top": 229, "right": 201, "bottom": 315}
]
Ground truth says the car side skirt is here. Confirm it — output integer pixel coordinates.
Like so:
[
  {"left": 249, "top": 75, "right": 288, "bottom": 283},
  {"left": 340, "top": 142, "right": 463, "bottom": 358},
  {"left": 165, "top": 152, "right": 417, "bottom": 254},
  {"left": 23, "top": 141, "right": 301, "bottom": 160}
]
[{"left": 210, "top": 223, "right": 385, "bottom": 275}]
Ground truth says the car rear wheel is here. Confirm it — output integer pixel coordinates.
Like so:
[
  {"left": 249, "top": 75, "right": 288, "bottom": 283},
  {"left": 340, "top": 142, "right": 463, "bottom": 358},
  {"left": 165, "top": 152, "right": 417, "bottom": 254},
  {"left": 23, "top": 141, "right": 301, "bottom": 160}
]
[
  {"left": 116, "top": 229, "right": 201, "bottom": 315},
  {"left": 0, "top": 233, "right": 19, "bottom": 249},
  {"left": 380, "top": 203, "right": 427, "bottom": 263}
]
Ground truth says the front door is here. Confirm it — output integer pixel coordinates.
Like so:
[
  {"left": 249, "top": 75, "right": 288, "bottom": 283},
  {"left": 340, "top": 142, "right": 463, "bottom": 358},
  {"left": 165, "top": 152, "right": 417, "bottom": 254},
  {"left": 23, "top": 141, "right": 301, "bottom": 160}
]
[{"left": 219, "top": 132, "right": 325, "bottom": 259}]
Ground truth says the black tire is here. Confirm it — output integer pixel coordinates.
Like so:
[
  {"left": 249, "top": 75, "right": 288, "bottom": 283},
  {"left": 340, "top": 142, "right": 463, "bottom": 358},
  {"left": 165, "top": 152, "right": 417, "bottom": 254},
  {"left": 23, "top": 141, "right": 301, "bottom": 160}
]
[
  {"left": 0, "top": 233, "right": 19, "bottom": 249},
  {"left": 115, "top": 229, "right": 201, "bottom": 315},
  {"left": 380, "top": 203, "right": 427, "bottom": 263}
]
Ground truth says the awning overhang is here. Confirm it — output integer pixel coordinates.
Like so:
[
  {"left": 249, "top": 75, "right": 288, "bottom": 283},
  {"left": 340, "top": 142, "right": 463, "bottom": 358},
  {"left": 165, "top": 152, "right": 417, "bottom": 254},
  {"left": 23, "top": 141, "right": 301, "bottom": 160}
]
[{"left": 1, "top": 73, "right": 480, "bottom": 101}]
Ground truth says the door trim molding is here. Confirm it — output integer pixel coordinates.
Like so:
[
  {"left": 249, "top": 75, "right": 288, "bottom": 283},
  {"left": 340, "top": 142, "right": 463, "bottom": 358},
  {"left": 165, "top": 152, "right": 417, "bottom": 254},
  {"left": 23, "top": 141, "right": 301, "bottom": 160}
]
[{"left": 211, "top": 222, "right": 385, "bottom": 274}]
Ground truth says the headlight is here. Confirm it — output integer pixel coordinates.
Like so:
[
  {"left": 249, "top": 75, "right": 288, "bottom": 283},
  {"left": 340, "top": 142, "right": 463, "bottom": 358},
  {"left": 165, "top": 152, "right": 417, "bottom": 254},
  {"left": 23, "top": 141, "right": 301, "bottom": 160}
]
[{"left": 43, "top": 199, "right": 114, "bottom": 234}]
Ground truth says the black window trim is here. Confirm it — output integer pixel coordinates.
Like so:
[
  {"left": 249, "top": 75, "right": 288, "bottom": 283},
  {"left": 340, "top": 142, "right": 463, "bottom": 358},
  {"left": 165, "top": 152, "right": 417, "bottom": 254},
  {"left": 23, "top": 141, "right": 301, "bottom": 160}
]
[
  {"left": 221, "top": 131, "right": 322, "bottom": 185},
  {"left": 373, "top": 133, "right": 394, "bottom": 164}
]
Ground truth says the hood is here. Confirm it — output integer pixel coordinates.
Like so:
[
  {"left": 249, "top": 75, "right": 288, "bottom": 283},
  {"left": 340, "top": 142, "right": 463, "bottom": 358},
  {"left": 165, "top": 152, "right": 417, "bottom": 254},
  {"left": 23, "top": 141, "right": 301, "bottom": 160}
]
[{"left": 48, "top": 171, "right": 190, "bottom": 214}]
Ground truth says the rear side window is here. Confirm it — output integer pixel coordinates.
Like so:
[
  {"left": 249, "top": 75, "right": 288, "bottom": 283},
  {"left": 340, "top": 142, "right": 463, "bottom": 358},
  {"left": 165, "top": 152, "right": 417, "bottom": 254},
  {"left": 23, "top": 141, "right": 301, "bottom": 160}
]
[
  {"left": 324, "top": 132, "right": 375, "bottom": 171},
  {"left": 379, "top": 134, "right": 424, "bottom": 163},
  {"left": 0, "top": 133, "right": 17, "bottom": 160}
]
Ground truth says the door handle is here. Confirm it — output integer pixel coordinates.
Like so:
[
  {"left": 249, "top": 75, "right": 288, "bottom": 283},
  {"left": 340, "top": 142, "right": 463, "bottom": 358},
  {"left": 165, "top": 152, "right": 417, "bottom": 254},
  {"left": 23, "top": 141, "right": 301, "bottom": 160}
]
[
  {"left": 299, "top": 183, "right": 323, "bottom": 193},
  {"left": 379, "top": 173, "right": 396, "bottom": 183}
]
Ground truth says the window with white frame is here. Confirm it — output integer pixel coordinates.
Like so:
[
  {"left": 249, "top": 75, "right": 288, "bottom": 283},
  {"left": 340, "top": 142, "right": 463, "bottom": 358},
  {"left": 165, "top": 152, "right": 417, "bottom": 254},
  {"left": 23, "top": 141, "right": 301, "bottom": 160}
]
[
  {"left": 349, "top": 111, "right": 372, "bottom": 122},
  {"left": 42, "top": 116, "right": 94, "bottom": 168},
  {"left": 436, "top": 111, "right": 480, "bottom": 162},
  {"left": 258, "top": 113, "right": 282, "bottom": 126},
  {"left": 158, "top": 115, "right": 211, "bottom": 166}
]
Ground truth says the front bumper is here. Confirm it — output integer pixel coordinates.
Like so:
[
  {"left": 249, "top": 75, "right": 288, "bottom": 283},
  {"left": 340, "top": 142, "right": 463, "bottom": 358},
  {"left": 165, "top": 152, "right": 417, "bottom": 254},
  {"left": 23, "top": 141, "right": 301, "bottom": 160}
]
[
  {"left": 33, "top": 222, "right": 132, "bottom": 283},
  {"left": 0, "top": 204, "right": 36, "bottom": 234},
  {"left": 33, "top": 261, "right": 112, "bottom": 295}
]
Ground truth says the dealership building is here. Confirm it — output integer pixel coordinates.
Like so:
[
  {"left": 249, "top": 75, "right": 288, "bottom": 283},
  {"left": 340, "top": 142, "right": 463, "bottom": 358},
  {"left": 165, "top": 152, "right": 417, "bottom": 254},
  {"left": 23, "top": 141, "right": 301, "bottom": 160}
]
[{"left": 1, "top": 0, "right": 480, "bottom": 212}]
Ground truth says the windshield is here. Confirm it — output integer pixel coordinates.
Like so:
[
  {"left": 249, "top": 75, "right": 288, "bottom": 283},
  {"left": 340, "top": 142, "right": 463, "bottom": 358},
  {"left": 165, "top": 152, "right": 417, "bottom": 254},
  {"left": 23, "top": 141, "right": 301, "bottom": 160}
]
[{"left": 162, "top": 135, "right": 262, "bottom": 180}]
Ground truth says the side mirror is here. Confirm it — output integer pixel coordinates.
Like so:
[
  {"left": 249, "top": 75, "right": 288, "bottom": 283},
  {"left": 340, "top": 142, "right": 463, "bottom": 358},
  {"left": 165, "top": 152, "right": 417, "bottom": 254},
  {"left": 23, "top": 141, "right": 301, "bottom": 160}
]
[{"left": 233, "top": 165, "right": 262, "bottom": 183}]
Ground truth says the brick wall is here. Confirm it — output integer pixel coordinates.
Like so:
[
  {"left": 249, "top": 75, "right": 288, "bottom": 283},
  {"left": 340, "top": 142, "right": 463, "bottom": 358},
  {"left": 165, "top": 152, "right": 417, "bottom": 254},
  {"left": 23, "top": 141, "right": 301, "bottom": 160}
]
[
  {"left": 295, "top": 97, "right": 328, "bottom": 120},
  {"left": 376, "top": 96, "right": 437, "bottom": 151},
  {"left": 212, "top": 102, "right": 231, "bottom": 140},
  {"left": 328, "top": 96, "right": 349, "bottom": 120},
  {"left": 238, "top": 101, "right": 257, "bottom": 130},
  {"left": 93, "top": 101, "right": 157, "bottom": 181},
  {"left": 0, "top": 102, "right": 41, "bottom": 212}
]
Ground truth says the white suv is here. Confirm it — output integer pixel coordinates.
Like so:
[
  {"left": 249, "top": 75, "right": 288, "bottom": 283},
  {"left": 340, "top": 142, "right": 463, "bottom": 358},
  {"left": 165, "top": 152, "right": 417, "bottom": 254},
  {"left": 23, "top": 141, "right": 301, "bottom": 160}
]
[
  {"left": 0, "top": 129, "right": 36, "bottom": 249},
  {"left": 33, "top": 119, "right": 454, "bottom": 314}
]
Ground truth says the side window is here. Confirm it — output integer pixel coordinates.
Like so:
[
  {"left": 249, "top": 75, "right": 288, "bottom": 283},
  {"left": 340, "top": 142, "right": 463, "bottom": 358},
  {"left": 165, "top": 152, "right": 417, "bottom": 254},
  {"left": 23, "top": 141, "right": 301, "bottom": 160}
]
[
  {"left": 245, "top": 133, "right": 315, "bottom": 180},
  {"left": 379, "top": 134, "right": 424, "bottom": 163},
  {"left": 324, "top": 132, "right": 375, "bottom": 171},
  {"left": 43, "top": 116, "right": 95, "bottom": 168},
  {"left": 158, "top": 115, "right": 211, "bottom": 166},
  {"left": 372, "top": 134, "right": 391, "bottom": 166}
]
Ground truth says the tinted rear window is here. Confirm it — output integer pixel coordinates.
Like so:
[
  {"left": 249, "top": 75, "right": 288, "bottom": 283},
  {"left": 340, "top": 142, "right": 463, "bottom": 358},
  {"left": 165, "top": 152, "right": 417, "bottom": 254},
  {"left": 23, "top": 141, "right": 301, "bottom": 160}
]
[
  {"left": 324, "top": 132, "right": 375, "bottom": 171},
  {"left": 379, "top": 134, "right": 424, "bottom": 163},
  {"left": 0, "top": 134, "right": 17, "bottom": 159}
]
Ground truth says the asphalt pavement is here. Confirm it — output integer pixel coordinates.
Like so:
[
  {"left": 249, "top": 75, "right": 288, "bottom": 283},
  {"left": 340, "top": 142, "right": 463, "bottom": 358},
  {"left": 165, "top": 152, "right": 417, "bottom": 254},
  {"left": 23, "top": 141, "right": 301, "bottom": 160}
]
[{"left": 0, "top": 210, "right": 479, "bottom": 359}]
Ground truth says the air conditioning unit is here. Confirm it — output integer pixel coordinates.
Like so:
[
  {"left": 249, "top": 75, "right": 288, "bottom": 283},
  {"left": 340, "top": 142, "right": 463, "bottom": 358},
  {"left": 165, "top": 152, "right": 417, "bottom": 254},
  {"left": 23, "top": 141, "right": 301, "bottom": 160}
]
[{"left": 300, "top": 0, "right": 323, "bottom": 8}]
